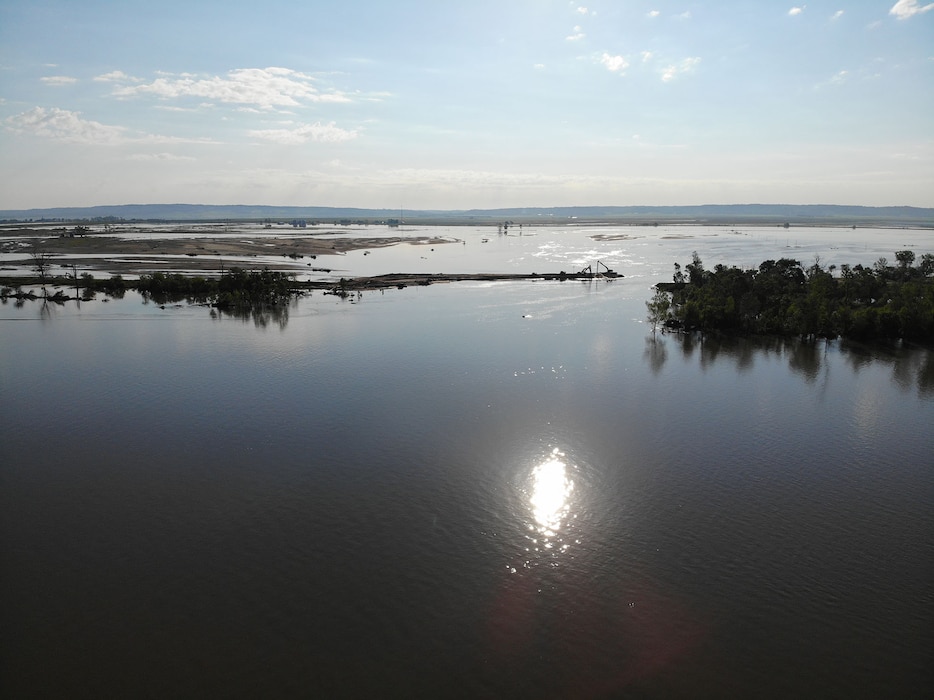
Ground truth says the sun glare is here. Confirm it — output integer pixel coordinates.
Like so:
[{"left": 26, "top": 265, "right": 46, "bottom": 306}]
[{"left": 530, "top": 448, "right": 574, "bottom": 536}]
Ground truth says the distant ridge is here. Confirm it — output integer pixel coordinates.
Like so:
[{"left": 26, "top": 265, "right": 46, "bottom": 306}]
[{"left": 1, "top": 203, "right": 932, "bottom": 226}]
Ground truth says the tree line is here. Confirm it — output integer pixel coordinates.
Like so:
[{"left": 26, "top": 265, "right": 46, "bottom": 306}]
[
  {"left": 648, "top": 250, "right": 934, "bottom": 343},
  {"left": 135, "top": 268, "right": 295, "bottom": 308},
  {"left": 1, "top": 267, "right": 297, "bottom": 309}
]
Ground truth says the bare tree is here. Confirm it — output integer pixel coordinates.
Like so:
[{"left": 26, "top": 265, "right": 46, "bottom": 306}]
[{"left": 30, "top": 250, "right": 53, "bottom": 282}]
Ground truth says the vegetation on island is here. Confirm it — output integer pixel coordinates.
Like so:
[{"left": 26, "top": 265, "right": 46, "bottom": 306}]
[
  {"left": 1, "top": 266, "right": 298, "bottom": 308},
  {"left": 135, "top": 268, "right": 295, "bottom": 307},
  {"left": 648, "top": 251, "right": 934, "bottom": 343}
]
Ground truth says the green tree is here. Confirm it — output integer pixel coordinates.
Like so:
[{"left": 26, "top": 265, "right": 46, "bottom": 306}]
[
  {"left": 895, "top": 250, "right": 915, "bottom": 269},
  {"left": 646, "top": 288, "right": 671, "bottom": 335}
]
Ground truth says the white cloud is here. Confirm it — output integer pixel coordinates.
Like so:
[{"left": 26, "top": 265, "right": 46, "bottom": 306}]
[
  {"left": 814, "top": 69, "right": 851, "bottom": 90},
  {"left": 112, "top": 67, "right": 350, "bottom": 109},
  {"left": 94, "top": 70, "right": 141, "bottom": 83},
  {"left": 641, "top": 51, "right": 654, "bottom": 63},
  {"left": 566, "top": 26, "right": 585, "bottom": 41},
  {"left": 5, "top": 107, "right": 126, "bottom": 144},
  {"left": 831, "top": 10, "right": 844, "bottom": 20},
  {"left": 576, "top": 6, "right": 589, "bottom": 14},
  {"left": 890, "top": 0, "right": 934, "bottom": 18},
  {"left": 600, "top": 53, "right": 629, "bottom": 74},
  {"left": 249, "top": 121, "right": 358, "bottom": 144},
  {"left": 661, "top": 57, "right": 701, "bottom": 82},
  {"left": 675, "top": 11, "right": 691, "bottom": 20},
  {"left": 40, "top": 76, "right": 77, "bottom": 86},
  {"left": 647, "top": 10, "right": 660, "bottom": 18},
  {"left": 4, "top": 106, "right": 216, "bottom": 145},
  {"left": 533, "top": 63, "right": 546, "bottom": 70},
  {"left": 789, "top": 6, "right": 805, "bottom": 16},
  {"left": 127, "top": 152, "right": 195, "bottom": 162}
]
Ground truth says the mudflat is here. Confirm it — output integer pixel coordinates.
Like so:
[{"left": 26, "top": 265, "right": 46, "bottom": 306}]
[{"left": 0, "top": 223, "right": 453, "bottom": 275}]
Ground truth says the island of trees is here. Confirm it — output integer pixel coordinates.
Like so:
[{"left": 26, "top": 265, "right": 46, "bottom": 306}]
[{"left": 648, "top": 251, "right": 934, "bottom": 343}]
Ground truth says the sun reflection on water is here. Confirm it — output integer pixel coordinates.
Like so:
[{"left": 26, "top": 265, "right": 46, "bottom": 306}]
[
  {"left": 515, "top": 447, "right": 579, "bottom": 569},
  {"left": 530, "top": 448, "right": 574, "bottom": 536}
]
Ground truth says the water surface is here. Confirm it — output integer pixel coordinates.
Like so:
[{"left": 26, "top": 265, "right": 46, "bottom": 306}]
[{"left": 2, "top": 227, "right": 932, "bottom": 698}]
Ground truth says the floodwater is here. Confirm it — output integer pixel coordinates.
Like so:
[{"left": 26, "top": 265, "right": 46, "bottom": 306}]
[{"left": 1, "top": 226, "right": 932, "bottom": 698}]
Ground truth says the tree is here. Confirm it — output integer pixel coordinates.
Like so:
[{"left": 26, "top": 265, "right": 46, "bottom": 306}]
[
  {"left": 672, "top": 262, "right": 685, "bottom": 285},
  {"left": 30, "top": 250, "right": 53, "bottom": 282},
  {"left": 920, "top": 254, "right": 934, "bottom": 277},
  {"left": 685, "top": 251, "right": 706, "bottom": 286},
  {"left": 646, "top": 288, "right": 671, "bottom": 335},
  {"left": 895, "top": 250, "right": 915, "bottom": 269},
  {"left": 659, "top": 250, "right": 934, "bottom": 343}
]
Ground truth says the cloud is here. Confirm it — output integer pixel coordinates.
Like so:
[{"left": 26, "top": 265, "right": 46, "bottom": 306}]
[
  {"left": 831, "top": 10, "right": 844, "bottom": 20},
  {"left": 675, "top": 11, "right": 691, "bottom": 20},
  {"left": 127, "top": 152, "right": 195, "bottom": 162},
  {"left": 788, "top": 6, "right": 805, "bottom": 16},
  {"left": 576, "top": 6, "right": 590, "bottom": 14},
  {"left": 890, "top": 0, "right": 934, "bottom": 18},
  {"left": 94, "top": 70, "right": 141, "bottom": 83},
  {"left": 661, "top": 57, "right": 701, "bottom": 82},
  {"left": 4, "top": 106, "right": 216, "bottom": 145},
  {"left": 112, "top": 67, "right": 350, "bottom": 109},
  {"left": 40, "top": 76, "right": 77, "bottom": 86},
  {"left": 5, "top": 106, "right": 126, "bottom": 144},
  {"left": 814, "top": 69, "right": 852, "bottom": 89},
  {"left": 600, "top": 53, "right": 629, "bottom": 74},
  {"left": 566, "top": 26, "right": 585, "bottom": 41},
  {"left": 153, "top": 105, "right": 201, "bottom": 113},
  {"left": 647, "top": 10, "right": 660, "bottom": 18},
  {"left": 249, "top": 121, "right": 358, "bottom": 144},
  {"left": 641, "top": 51, "right": 654, "bottom": 63}
]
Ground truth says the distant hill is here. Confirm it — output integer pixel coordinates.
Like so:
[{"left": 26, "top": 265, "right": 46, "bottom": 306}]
[{"left": 1, "top": 203, "right": 932, "bottom": 226}]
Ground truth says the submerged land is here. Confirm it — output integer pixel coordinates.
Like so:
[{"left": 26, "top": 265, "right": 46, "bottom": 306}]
[
  {"left": 0, "top": 221, "right": 622, "bottom": 296},
  {"left": 2, "top": 210, "right": 932, "bottom": 344},
  {"left": 0, "top": 221, "right": 451, "bottom": 275}
]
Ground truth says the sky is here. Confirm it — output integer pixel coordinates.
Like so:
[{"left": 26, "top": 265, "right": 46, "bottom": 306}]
[{"left": 1, "top": 0, "right": 932, "bottom": 210}]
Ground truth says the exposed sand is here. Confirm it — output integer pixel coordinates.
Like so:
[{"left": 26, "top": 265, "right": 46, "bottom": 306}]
[{"left": 0, "top": 225, "right": 455, "bottom": 274}]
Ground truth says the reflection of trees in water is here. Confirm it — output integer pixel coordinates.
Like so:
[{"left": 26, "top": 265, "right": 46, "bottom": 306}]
[
  {"left": 39, "top": 290, "right": 68, "bottom": 322},
  {"left": 698, "top": 336, "right": 721, "bottom": 372},
  {"left": 679, "top": 332, "right": 697, "bottom": 360},
  {"left": 708, "top": 335, "right": 756, "bottom": 373},
  {"left": 643, "top": 335, "right": 667, "bottom": 375},
  {"left": 210, "top": 300, "right": 292, "bottom": 330},
  {"left": 842, "top": 340, "right": 934, "bottom": 397},
  {"left": 675, "top": 333, "right": 756, "bottom": 373},
  {"left": 786, "top": 340, "right": 824, "bottom": 383},
  {"left": 668, "top": 331, "right": 933, "bottom": 395},
  {"left": 675, "top": 333, "right": 821, "bottom": 379},
  {"left": 919, "top": 354, "right": 934, "bottom": 397}
]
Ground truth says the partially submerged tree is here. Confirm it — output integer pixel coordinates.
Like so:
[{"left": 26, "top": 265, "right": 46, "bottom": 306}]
[
  {"left": 660, "top": 251, "right": 934, "bottom": 342},
  {"left": 30, "top": 250, "right": 53, "bottom": 282},
  {"left": 646, "top": 287, "right": 671, "bottom": 335}
]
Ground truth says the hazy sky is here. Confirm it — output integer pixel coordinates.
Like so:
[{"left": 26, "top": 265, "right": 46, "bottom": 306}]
[{"left": 1, "top": 0, "right": 932, "bottom": 210}]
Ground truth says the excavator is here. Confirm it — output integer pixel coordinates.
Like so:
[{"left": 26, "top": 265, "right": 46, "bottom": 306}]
[{"left": 578, "top": 261, "right": 619, "bottom": 278}]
